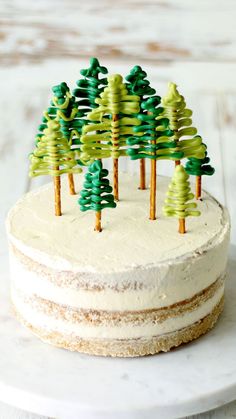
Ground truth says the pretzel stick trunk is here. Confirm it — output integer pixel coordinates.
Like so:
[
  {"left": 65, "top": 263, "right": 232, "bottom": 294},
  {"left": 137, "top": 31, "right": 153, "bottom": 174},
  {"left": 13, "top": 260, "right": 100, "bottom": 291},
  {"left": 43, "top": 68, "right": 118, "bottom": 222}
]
[
  {"left": 96, "top": 130, "right": 102, "bottom": 163},
  {"left": 179, "top": 218, "right": 186, "bottom": 234},
  {"left": 139, "top": 110, "right": 152, "bottom": 190},
  {"left": 95, "top": 211, "right": 102, "bottom": 232},
  {"left": 54, "top": 167, "right": 61, "bottom": 216},
  {"left": 137, "top": 97, "right": 146, "bottom": 190},
  {"left": 150, "top": 157, "right": 156, "bottom": 220},
  {"left": 139, "top": 159, "right": 146, "bottom": 190},
  {"left": 112, "top": 114, "right": 119, "bottom": 201},
  {"left": 68, "top": 173, "right": 76, "bottom": 195},
  {"left": 196, "top": 175, "right": 202, "bottom": 199},
  {"left": 113, "top": 158, "right": 119, "bottom": 201},
  {"left": 173, "top": 109, "right": 181, "bottom": 167},
  {"left": 149, "top": 110, "right": 156, "bottom": 219}
]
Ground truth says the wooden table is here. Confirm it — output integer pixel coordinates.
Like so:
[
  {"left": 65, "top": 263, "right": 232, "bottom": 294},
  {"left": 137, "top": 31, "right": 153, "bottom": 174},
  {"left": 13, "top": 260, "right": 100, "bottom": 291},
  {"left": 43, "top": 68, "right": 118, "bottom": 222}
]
[{"left": 1, "top": 1, "right": 236, "bottom": 417}]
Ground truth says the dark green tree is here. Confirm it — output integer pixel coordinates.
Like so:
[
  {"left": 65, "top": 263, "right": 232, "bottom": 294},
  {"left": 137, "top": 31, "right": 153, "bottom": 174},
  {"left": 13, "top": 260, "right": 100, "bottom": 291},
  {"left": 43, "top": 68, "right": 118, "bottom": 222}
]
[
  {"left": 125, "top": 65, "right": 156, "bottom": 97},
  {"left": 78, "top": 160, "right": 116, "bottom": 232},
  {"left": 185, "top": 150, "right": 215, "bottom": 199},
  {"left": 52, "top": 82, "right": 85, "bottom": 143},
  {"left": 73, "top": 57, "right": 108, "bottom": 117},
  {"left": 125, "top": 65, "right": 156, "bottom": 190},
  {"left": 36, "top": 82, "right": 84, "bottom": 142},
  {"left": 127, "top": 96, "right": 183, "bottom": 220},
  {"left": 51, "top": 82, "right": 87, "bottom": 178}
]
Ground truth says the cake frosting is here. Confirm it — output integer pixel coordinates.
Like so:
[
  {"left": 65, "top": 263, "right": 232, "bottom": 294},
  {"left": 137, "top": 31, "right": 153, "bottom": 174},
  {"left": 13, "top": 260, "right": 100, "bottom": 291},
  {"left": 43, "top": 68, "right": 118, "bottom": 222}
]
[{"left": 6, "top": 173, "right": 230, "bottom": 356}]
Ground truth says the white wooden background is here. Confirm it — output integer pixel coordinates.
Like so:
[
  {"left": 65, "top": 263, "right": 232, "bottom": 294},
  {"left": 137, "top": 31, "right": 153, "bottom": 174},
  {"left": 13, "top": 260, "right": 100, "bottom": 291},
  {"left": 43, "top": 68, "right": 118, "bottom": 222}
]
[{"left": 1, "top": 1, "right": 236, "bottom": 418}]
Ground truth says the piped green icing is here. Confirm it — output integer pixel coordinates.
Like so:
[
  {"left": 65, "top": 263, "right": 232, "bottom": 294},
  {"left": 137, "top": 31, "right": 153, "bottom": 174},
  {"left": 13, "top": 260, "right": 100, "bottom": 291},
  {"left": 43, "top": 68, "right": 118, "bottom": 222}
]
[
  {"left": 78, "top": 160, "right": 117, "bottom": 212},
  {"left": 127, "top": 96, "right": 183, "bottom": 161},
  {"left": 29, "top": 119, "right": 82, "bottom": 177},
  {"left": 125, "top": 65, "right": 156, "bottom": 97},
  {"left": 73, "top": 57, "right": 108, "bottom": 117},
  {"left": 162, "top": 82, "right": 184, "bottom": 109},
  {"left": 161, "top": 82, "right": 206, "bottom": 159},
  {"left": 185, "top": 150, "right": 215, "bottom": 176},
  {"left": 36, "top": 82, "right": 85, "bottom": 156},
  {"left": 163, "top": 165, "right": 200, "bottom": 218},
  {"left": 94, "top": 74, "right": 140, "bottom": 116},
  {"left": 80, "top": 74, "right": 141, "bottom": 162},
  {"left": 51, "top": 82, "right": 85, "bottom": 144}
]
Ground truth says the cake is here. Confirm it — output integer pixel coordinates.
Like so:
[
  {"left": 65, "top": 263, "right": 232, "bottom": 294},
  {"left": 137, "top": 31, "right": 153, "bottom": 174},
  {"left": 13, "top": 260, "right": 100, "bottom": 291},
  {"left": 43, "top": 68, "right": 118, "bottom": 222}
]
[
  {"left": 6, "top": 174, "right": 230, "bottom": 357},
  {"left": 6, "top": 58, "right": 231, "bottom": 357}
]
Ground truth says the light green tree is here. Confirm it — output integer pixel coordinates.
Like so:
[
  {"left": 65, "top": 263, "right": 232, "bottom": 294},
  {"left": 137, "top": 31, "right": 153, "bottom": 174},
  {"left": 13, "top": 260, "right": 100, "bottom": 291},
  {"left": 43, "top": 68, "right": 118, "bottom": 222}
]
[
  {"left": 80, "top": 74, "right": 141, "bottom": 200},
  {"left": 35, "top": 82, "right": 84, "bottom": 195},
  {"left": 161, "top": 83, "right": 206, "bottom": 165},
  {"left": 163, "top": 165, "right": 200, "bottom": 233},
  {"left": 29, "top": 119, "right": 81, "bottom": 216}
]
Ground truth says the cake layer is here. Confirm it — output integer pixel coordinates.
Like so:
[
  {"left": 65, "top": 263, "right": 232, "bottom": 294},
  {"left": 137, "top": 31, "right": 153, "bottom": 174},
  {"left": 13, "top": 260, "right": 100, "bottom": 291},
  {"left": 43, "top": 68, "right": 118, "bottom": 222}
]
[
  {"left": 13, "top": 297, "right": 224, "bottom": 357},
  {"left": 11, "top": 277, "right": 224, "bottom": 340},
  {"left": 10, "top": 244, "right": 227, "bottom": 311}
]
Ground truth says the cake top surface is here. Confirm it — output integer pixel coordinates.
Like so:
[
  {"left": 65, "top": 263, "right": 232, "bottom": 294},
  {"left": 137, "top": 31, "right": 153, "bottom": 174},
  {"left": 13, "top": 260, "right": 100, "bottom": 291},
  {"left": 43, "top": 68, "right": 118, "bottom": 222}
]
[{"left": 7, "top": 173, "right": 229, "bottom": 274}]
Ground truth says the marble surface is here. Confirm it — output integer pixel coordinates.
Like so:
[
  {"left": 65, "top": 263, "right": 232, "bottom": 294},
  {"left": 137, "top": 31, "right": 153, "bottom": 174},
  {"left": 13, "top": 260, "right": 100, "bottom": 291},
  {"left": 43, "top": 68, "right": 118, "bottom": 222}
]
[{"left": 0, "top": 250, "right": 235, "bottom": 419}]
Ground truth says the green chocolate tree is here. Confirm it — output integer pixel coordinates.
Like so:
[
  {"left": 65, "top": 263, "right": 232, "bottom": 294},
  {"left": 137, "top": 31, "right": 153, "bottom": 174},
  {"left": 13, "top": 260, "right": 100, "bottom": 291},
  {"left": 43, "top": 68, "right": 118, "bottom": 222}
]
[
  {"left": 35, "top": 82, "right": 85, "bottom": 194},
  {"left": 73, "top": 57, "right": 108, "bottom": 117},
  {"left": 185, "top": 150, "right": 215, "bottom": 199},
  {"left": 161, "top": 83, "right": 206, "bottom": 165},
  {"left": 163, "top": 165, "right": 200, "bottom": 234},
  {"left": 29, "top": 119, "right": 81, "bottom": 216},
  {"left": 78, "top": 160, "right": 116, "bottom": 232},
  {"left": 51, "top": 82, "right": 86, "bottom": 193},
  {"left": 36, "top": 82, "right": 83, "bottom": 142},
  {"left": 80, "top": 74, "right": 141, "bottom": 201},
  {"left": 127, "top": 96, "right": 183, "bottom": 220},
  {"left": 125, "top": 65, "right": 156, "bottom": 190},
  {"left": 51, "top": 82, "right": 85, "bottom": 143},
  {"left": 125, "top": 65, "right": 156, "bottom": 97}
]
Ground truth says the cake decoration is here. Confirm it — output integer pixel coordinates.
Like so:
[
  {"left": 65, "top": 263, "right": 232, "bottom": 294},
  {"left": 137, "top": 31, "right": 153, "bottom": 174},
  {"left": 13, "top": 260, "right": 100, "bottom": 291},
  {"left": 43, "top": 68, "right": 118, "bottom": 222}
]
[
  {"left": 36, "top": 82, "right": 83, "bottom": 144},
  {"left": 29, "top": 119, "right": 81, "bottom": 216},
  {"left": 78, "top": 160, "right": 116, "bottom": 232},
  {"left": 80, "top": 74, "right": 140, "bottom": 200},
  {"left": 28, "top": 60, "right": 216, "bottom": 225},
  {"left": 185, "top": 150, "right": 215, "bottom": 199},
  {"left": 73, "top": 57, "right": 108, "bottom": 117},
  {"left": 52, "top": 82, "right": 78, "bottom": 138},
  {"left": 161, "top": 82, "right": 206, "bottom": 166},
  {"left": 72, "top": 58, "right": 108, "bottom": 169},
  {"left": 163, "top": 164, "right": 200, "bottom": 233},
  {"left": 8, "top": 58, "right": 231, "bottom": 358},
  {"left": 125, "top": 65, "right": 156, "bottom": 190},
  {"left": 51, "top": 82, "right": 83, "bottom": 195},
  {"left": 35, "top": 81, "right": 84, "bottom": 195},
  {"left": 127, "top": 96, "right": 183, "bottom": 220},
  {"left": 52, "top": 83, "right": 85, "bottom": 145}
]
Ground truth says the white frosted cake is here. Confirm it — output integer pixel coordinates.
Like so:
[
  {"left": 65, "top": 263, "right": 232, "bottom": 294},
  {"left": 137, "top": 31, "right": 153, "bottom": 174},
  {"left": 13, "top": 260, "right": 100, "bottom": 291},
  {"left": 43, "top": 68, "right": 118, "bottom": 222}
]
[{"left": 6, "top": 174, "right": 230, "bottom": 357}]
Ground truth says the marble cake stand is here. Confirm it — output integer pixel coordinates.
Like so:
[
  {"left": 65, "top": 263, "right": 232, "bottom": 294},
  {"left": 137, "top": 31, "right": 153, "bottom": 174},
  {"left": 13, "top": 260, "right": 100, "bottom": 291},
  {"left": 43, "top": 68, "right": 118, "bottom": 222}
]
[{"left": 0, "top": 257, "right": 236, "bottom": 419}]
